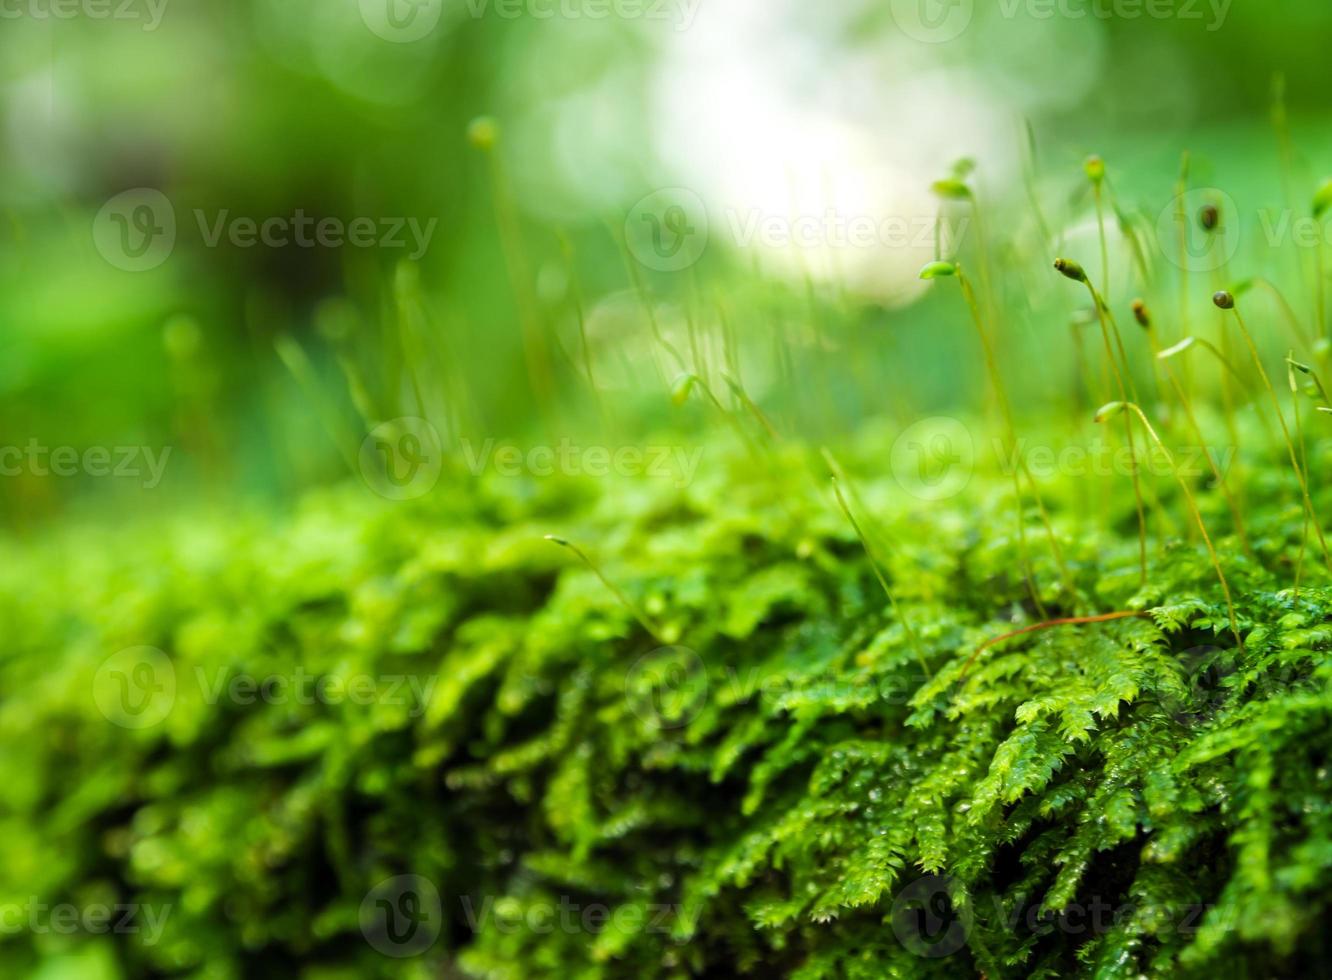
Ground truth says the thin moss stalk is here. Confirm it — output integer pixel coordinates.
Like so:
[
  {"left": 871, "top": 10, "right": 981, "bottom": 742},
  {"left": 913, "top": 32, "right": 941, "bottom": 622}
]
[
  {"left": 921, "top": 260, "right": 1072, "bottom": 610},
  {"left": 1095, "top": 401, "right": 1243, "bottom": 649},
  {"left": 468, "top": 118, "right": 554, "bottom": 408},
  {"left": 829, "top": 477, "right": 929, "bottom": 676},
  {"left": 544, "top": 535, "right": 666, "bottom": 644},
  {"left": 1055, "top": 258, "right": 1148, "bottom": 584},
  {"left": 1216, "top": 291, "right": 1332, "bottom": 573},
  {"left": 1136, "top": 300, "right": 1252, "bottom": 556}
]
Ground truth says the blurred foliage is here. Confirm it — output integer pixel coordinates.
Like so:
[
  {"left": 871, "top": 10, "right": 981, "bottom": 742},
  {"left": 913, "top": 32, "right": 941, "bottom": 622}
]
[{"left": 6, "top": 1, "right": 1332, "bottom": 524}]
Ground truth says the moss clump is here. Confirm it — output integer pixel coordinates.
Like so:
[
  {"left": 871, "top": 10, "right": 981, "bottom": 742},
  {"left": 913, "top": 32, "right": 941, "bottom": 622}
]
[{"left": 2, "top": 423, "right": 1330, "bottom": 978}]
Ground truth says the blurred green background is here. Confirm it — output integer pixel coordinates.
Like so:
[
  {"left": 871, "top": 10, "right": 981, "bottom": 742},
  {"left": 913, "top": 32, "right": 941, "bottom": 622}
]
[{"left": 5, "top": 0, "right": 1332, "bottom": 527}]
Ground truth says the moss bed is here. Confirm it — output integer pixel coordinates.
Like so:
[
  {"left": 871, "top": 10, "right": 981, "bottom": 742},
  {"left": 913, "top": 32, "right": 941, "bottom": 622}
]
[{"left": 2, "top": 420, "right": 1330, "bottom": 978}]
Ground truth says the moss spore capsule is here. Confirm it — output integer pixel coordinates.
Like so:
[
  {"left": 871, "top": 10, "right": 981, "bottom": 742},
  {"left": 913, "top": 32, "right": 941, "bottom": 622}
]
[
  {"left": 1083, "top": 154, "right": 1105, "bottom": 184},
  {"left": 1053, "top": 258, "right": 1087, "bottom": 283},
  {"left": 1131, "top": 299, "right": 1151, "bottom": 330},
  {"left": 918, "top": 260, "right": 958, "bottom": 280}
]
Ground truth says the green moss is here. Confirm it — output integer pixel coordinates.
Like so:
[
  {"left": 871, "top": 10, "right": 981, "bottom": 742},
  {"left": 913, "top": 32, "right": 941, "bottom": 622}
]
[{"left": 1, "top": 422, "right": 1330, "bottom": 978}]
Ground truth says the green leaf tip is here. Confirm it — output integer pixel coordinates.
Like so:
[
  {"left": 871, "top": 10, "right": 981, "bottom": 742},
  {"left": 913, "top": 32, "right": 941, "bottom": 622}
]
[
  {"left": 1094, "top": 401, "right": 1127, "bottom": 423},
  {"left": 1053, "top": 258, "right": 1087, "bottom": 283},
  {"left": 931, "top": 178, "right": 972, "bottom": 201},
  {"left": 918, "top": 260, "right": 958, "bottom": 280},
  {"left": 1158, "top": 337, "right": 1197, "bottom": 360},
  {"left": 467, "top": 116, "right": 500, "bottom": 150},
  {"left": 670, "top": 373, "right": 700, "bottom": 407},
  {"left": 1313, "top": 177, "right": 1332, "bottom": 219}
]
